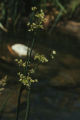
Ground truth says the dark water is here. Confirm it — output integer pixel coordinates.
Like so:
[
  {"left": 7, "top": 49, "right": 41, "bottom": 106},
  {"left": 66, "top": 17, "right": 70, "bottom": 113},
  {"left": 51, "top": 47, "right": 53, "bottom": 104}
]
[{"left": 0, "top": 31, "right": 80, "bottom": 120}]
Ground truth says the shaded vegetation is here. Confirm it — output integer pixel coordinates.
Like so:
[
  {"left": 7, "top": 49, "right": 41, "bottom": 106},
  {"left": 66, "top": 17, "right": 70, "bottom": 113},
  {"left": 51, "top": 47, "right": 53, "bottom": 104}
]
[{"left": 0, "top": 0, "right": 80, "bottom": 32}]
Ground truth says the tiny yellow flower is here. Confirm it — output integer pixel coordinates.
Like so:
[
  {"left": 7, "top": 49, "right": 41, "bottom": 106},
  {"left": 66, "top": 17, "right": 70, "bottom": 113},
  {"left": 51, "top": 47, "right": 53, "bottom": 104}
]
[
  {"left": 52, "top": 50, "right": 56, "bottom": 55},
  {"left": 31, "top": 6, "right": 37, "bottom": 11}
]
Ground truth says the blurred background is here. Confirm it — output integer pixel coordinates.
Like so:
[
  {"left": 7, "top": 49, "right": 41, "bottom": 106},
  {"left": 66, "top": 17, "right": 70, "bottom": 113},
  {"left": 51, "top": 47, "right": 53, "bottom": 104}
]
[{"left": 0, "top": 0, "right": 80, "bottom": 120}]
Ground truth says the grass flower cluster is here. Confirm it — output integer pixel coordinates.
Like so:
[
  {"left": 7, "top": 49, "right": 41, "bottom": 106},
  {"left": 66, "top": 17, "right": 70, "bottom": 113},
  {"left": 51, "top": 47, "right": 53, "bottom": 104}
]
[
  {"left": 15, "top": 58, "right": 38, "bottom": 88},
  {"left": 34, "top": 53, "right": 48, "bottom": 63},
  {"left": 15, "top": 59, "right": 26, "bottom": 67},
  {"left": 27, "top": 7, "right": 45, "bottom": 31},
  {"left": 15, "top": 52, "right": 48, "bottom": 88},
  {"left": 15, "top": 6, "right": 49, "bottom": 120},
  {"left": 18, "top": 72, "right": 38, "bottom": 89},
  {"left": 0, "top": 75, "right": 7, "bottom": 94},
  {"left": 15, "top": 7, "right": 47, "bottom": 89},
  {"left": 51, "top": 50, "right": 56, "bottom": 59}
]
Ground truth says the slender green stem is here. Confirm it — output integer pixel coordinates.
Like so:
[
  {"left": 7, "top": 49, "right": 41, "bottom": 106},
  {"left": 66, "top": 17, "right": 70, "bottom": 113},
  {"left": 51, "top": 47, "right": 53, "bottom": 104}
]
[
  {"left": 30, "top": 32, "right": 36, "bottom": 58},
  {"left": 16, "top": 31, "right": 36, "bottom": 120},
  {"left": 30, "top": 36, "right": 35, "bottom": 58},
  {"left": 16, "top": 85, "right": 24, "bottom": 120},
  {"left": 25, "top": 89, "right": 30, "bottom": 120},
  {"left": 26, "top": 32, "right": 36, "bottom": 66},
  {"left": 24, "top": 32, "right": 36, "bottom": 120}
]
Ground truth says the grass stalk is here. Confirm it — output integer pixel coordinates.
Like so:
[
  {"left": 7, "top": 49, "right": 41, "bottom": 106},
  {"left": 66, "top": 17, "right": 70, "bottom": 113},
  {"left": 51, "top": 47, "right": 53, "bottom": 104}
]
[
  {"left": 25, "top": 89, "right": 30, "bottom": 120},
  {"left": 16, "top": 85, "right": 24, "bottom": 120}
]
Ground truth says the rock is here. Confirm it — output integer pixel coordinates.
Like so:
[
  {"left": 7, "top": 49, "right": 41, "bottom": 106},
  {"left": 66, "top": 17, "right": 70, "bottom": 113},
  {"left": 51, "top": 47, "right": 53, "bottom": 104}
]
[
  {"left": 8, "top": 43, "right": 35, "bottom": 57},
  {"left": 59, "top": 54, "right": 80, "bottom": 69},
  {"left": 50, "top": 69, "right": 80, "bottom": 87},
  {"left": 58, "top": 21, "right": 80, "bottom": 40}
]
